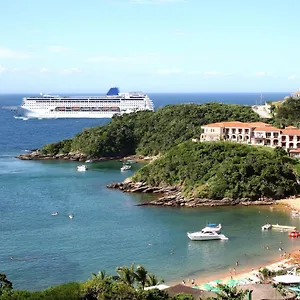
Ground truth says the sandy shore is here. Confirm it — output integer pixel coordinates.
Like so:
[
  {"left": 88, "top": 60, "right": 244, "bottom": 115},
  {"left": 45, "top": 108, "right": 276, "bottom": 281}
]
[
  {"left": 277, "top": 197, "right": 300, "bottom": 211},
  {"left": 171, "top": 199, "right": 300, "bottom": 289}
]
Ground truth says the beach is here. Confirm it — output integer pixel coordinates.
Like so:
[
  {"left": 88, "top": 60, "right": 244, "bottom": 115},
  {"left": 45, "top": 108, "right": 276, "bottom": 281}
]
[{"left": 175, "top": 199, "right": 300, "bottom": 291}]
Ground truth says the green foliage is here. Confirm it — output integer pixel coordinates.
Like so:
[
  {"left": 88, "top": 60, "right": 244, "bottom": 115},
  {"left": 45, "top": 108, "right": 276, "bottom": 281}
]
[
  {"left": 132, "top": 142, "right": 300, "bottom": 200},
  {"left": 273, "top": 96, "right": 300, "bottom": 127},
  {"left": 0, "top": 273, "right": 13, "bottom": 296},
  {"left": 208, "top": 284, "right": 250, "bottom": 300},
  {"left": 171, "top": 294, "right": 194, "bottom": 300},
  {"left": 40, "top": 103, "right": 260, "bottom": 157}
]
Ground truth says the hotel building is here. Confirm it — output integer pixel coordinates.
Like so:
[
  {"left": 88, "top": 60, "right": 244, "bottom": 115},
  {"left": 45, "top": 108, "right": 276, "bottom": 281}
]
[{"left": 200, "top": 121, "right": 300, "bottom": 158}]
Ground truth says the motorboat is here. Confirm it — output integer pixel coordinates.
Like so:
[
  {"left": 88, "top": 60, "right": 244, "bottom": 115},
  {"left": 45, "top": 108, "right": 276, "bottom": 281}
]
[
  {"left": 51, "top": 212, "right": 59, "bottom": 216},
  {"left": 187, "top": 230, "right": 228, "bottom": 241},
  {"left": 85, "top": 159, "right": 93, "bottom": 163},
  {"left": 69, "top": 214, "right": 74, "bottom": 219},
  {"left": 291, "top": 210, "right": 300, "bottom": 217},
  {"left": 77, "top": 165, "right": 88, "bottom": 172},
  {"left": 202, "top": 223, "right": 222, "bottom": 232},
  {"left": 289, "top": 231, "right": 300, "bottom": 238},
  {"left": 262, "top": 223, "right": 272, "bottom": 230},
  {"left": 121, "top": 164, "right": 131, "bottom": 172}
]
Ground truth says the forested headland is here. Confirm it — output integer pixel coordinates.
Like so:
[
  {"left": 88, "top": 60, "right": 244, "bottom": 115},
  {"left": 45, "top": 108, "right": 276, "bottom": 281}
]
[
  {"left": 23, "top": 103, "right": 261, "bottom": 159},
  {"left": 130, "top": 142, "right": 300, "bottom": 203}
]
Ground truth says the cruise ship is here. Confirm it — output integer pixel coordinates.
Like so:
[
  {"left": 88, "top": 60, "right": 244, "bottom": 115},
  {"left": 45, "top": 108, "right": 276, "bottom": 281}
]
[{"left": 20, "top": 87, "right": 154, "bottom": 119}]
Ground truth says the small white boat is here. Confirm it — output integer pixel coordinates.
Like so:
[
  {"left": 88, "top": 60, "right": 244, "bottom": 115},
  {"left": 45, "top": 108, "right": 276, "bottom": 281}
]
[
  {"left": 262, "top": 223, "right": 272, "bottom": 230},
  {"left": 77, "top": 165, "right": 88, "bottom": 172},
  {"left": 202, "top": 223, "right": 222, "bottom": 232},
  {"left": 69, "top": 214, "right": 74, "bottom": 219},
  {"left": 85, "top": 159, "right": 93, "bottom": 163},
  {"left": 51, "top": 212, "right": 59, "bottom": 216},
  {"left": 187, "top": 230, "right": 228, "bottom": 241},
  {"left": 121, "top": 164, "right": 131, "bottom": 172}
]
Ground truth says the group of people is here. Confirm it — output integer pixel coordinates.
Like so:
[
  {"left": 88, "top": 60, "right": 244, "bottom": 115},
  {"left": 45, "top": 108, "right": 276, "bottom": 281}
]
[{"left": 182, "top": 278, "right": 196, "bottom": 286}]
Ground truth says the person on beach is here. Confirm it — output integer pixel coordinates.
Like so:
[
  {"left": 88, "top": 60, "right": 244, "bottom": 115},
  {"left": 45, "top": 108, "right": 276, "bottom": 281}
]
[
  {"left": 182, "top": 280, "right": 186, "bottom": 285},
  {"left": 191, "top": 279, "right": 195, "bottom": 285},
  {"left": 236, "top": 261, "right": 239, "bottom": 266}
]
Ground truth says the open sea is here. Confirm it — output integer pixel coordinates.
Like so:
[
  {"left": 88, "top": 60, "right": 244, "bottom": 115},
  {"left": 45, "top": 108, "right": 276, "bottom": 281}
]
[{"left": 2, "top": 92, "right": 300, "bottom": 291}]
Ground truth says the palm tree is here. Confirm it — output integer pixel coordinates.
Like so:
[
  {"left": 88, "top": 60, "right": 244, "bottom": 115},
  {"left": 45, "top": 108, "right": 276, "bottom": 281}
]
[
  {"left": 91, "top": 270, "right": 109, "bottom": 280},
  {"left": 116, "top": 264, "right": 136, "bottom": 287},
  {"left": 208, "top": 284, "right": 251, "bottom": 300},
  {"left": 134, "top": 265, "right": 148, "bottom": 290},
  {"left": 145, "top": 273, "right": 164, "bottom": 287}
]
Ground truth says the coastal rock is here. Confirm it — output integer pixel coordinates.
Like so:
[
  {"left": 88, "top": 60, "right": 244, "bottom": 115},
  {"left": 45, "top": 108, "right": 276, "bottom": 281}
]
[{"left": 107, "top": 180, "right": 276, "bottom": 207}]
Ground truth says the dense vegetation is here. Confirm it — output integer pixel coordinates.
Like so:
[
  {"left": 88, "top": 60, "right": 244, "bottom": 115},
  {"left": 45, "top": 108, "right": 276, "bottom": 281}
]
[
  {"left": 40, "top": 103, "right": 261, "bottom": 157},
  {"left": 0, "top": 266, "right": 190, "bottom": 300},
  {"left": 132, "top": 142, "right": 300, "bottom": 200},
  {"left": 0, "top": 268, "right": 253, "bottom": 300},
  {"left": 271, "top": 96, "right": 300, "bottom": 127}
]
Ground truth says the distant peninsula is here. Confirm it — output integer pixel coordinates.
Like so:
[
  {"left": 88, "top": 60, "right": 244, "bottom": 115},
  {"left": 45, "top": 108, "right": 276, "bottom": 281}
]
[
  {"left": 17, "top": 102, "right": 300, "bottom": 206},
  {"left": 16, "top": 103, "right": 260, "bottom": 161},
  {"left": 108, "top": 141, "right": 300, "bottom": 207}
]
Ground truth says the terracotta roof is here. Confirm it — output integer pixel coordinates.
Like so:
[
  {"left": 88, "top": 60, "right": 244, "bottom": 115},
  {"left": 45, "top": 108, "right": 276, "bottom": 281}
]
[
  {"left": 239, "top": 284, "right": 288, "bottom": 300},
  {"left": 253, "top": 126, "right": 281, "bottom": 132},
  {"left": 248, "top": 122, "right": 270, "bottom": 127},
  {"left": 203, "top": 121, "right": 270, "bottom": 128},
  {"left": 286, "top": 126, "right": 297, "bottom": 129},
  {"left": 281, "top": 129, "right": 300, "bottom": 135},
  {"left": 289, "top": 149, "right": 300, "bottom": 153}
]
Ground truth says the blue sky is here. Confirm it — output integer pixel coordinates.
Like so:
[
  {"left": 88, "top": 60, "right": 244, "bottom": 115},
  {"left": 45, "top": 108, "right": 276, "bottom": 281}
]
[{"left": 0, "top": 0, "right": 299, "bottom": 93}]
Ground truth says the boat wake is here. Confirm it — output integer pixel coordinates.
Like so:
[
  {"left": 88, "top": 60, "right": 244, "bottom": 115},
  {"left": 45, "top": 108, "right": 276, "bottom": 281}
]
[{"left": 14, "top": 116, "right": 29, "bottom": 120}]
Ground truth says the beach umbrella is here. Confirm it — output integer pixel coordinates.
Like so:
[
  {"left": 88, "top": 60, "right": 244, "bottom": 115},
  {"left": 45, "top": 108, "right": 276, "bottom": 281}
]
[
  {"left": 227, "top": 279, "right": 237, "bottom": 287},
  {"left": 214, "top": 279, "right": 222, "bottom": 284}
]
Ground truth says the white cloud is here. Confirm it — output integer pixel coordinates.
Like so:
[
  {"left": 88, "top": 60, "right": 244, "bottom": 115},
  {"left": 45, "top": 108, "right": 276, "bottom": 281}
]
[
  {"left": 0, "top": 65, "right": 6, "bottom": 72},
  {"left": 49, "top": 45, "right": 71, "bottom": 53},
  {"left": 156, "top": 68, "right": 181, "bottom": 75},
  {"left": 288, "top": 75, "right": 297, "bottom": 80},
  {"left": 0, "top": 47, "right": 32, "bottom": 59},
  {"left": 255, "top": 71, "right": 269, "bottom": 77},
  {"left": 60, "top": 68, "right": 82, "bottom": 74},
  {"left": 40, "top": 68, "right": 50, "bottom": 73}
]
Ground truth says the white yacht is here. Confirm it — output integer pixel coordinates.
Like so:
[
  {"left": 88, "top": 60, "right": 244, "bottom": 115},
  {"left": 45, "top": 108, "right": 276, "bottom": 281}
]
[
  {"left": 69, "top": 214, "right": 74, "bottom": 219},
  {"left": 77, "top": 165, "right": 88, "bottom": 172},
  {"left": 261, "top": 223, "right": 272, "bottom": 230},
  {"left": 121, "top": 164, "right": 131, "bottom": 172},
  {"left": 202, "top": 223, "right": 222, "bottom": 232},
  {"left": 19, "top": 87, "right": 154, "bottom": 119},
  {"left": 187, "top": 230, "right": 228, "bottom": 241}
]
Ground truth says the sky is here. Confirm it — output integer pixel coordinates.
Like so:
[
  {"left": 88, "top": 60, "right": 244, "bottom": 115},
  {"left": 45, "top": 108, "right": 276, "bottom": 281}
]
[{"left": 0, "top": 0, "right": 299, "bottom": 93}]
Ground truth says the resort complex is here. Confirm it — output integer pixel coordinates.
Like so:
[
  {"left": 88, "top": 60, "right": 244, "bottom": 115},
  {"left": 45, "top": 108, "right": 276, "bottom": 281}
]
[{"left": 200, "top": 121, "right": 300, "bottom": 157}]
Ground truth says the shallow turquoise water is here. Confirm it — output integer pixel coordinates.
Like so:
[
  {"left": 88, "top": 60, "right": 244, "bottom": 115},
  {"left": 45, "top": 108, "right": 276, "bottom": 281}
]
[
  {"left": 1, "top": 156, "right": 300, "bottom": 290},
  {"left": 1, "top": 93, "right": 300, "bottom": 290}
]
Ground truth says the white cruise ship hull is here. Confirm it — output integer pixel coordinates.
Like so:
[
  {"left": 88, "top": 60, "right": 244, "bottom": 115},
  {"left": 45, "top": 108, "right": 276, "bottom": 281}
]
[
  {"left": 18, "top": 87, "right": 154, "bottom": 119},
  {"left": 20, "top": 107, "right": 117, "bottom": 119}
]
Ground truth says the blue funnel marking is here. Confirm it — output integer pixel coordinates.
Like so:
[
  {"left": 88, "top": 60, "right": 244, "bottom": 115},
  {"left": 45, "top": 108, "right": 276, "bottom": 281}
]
[{"left": 106, "top": 87, "right": 120, "bottom": 96}]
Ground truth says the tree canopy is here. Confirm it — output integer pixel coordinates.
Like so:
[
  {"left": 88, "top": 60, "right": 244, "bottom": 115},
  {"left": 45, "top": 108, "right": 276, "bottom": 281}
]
[
  {"left": 40, "top": 103, "right": 261, "bottom": 157},
  {"left": 132, "top": 142, "right": 300, "bottom": 200}
]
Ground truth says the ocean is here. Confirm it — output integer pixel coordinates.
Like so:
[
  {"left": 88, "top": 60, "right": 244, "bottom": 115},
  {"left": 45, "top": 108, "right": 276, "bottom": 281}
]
[{"left": 1, "top": 92, "right": 299, "bottom": 291}]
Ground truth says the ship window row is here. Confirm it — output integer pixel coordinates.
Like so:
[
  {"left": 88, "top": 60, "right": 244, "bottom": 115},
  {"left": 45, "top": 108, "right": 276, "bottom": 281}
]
[{"left": 31, "top": 100, "right": 121, "bottom": 103}]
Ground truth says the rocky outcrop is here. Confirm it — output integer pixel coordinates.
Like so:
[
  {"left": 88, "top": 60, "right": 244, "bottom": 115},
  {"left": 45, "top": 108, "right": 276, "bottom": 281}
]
[
  {"left": 106, "top": 181, "right": 275, "bottom": 207},
  {"left": 16, "top": 150, "right": 122, "bottom": 162}
]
